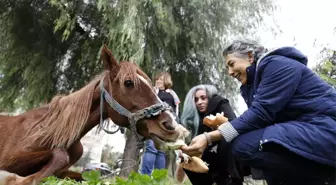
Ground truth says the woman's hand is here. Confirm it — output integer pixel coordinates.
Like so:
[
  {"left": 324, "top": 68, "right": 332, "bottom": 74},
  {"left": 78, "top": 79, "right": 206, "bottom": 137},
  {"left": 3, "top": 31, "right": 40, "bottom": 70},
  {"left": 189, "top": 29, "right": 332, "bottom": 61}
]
[{"left": 180, "top": 134, "right": 208, "bottom": 157}]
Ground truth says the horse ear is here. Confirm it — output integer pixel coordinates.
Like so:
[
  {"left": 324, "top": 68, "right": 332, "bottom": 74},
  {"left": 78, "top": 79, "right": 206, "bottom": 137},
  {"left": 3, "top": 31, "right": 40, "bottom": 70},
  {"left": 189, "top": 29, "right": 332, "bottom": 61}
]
[{"left": 101, "top": 44, "right": 119, "bottom": 71}]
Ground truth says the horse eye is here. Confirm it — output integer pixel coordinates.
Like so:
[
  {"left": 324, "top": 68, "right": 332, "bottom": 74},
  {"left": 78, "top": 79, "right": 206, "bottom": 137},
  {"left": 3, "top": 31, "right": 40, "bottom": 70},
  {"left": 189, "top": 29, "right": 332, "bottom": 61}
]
[{"left": 124, "top": 80, "right": 134, "bottom": 88}]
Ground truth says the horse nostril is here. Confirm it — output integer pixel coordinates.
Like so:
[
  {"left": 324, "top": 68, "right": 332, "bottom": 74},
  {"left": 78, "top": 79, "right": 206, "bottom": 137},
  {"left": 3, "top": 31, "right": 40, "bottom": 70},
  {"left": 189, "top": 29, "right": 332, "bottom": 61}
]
[{"left": 162, "top": 121, "right": 175, "bottom": 131}]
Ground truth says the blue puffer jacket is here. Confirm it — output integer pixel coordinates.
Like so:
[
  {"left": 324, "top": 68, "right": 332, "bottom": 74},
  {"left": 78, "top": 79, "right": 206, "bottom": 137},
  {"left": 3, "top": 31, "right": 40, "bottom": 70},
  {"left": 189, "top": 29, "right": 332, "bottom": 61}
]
[{"left": 231, "top": 47, "right": 336, "bottom": 167}]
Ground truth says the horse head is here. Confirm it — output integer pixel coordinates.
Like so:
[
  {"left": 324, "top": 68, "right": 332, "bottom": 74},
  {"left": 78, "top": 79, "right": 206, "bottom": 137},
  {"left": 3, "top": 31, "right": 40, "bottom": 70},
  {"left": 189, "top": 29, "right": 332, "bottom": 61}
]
[{"left": 99, "top": 45, "right": 186, "bottom": 146}]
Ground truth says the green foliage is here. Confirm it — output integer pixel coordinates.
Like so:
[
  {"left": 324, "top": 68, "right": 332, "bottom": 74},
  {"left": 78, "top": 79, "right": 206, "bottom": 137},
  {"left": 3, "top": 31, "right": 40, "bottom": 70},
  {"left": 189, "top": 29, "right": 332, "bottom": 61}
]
[
  {"left": 115, "top": 170, "right": 167, "bottom": 185},
  {"left": 82, "top": 170, "right": 102, "bottom": 185},
  {"left": 0, "top": 0, "right": 105, "bottom": 111},
  {"left": 314, "top": 48, "right": 336, "bottom": 88},
  {"left": 38, "top": 169, "right": 189, "bottom": 185},
  {"left": 40, "top": 176, "right": 79, "bottom": 185},
  {"left": 50, "top": 0, "right": 76, "bottom": 41},
  {"left": 94, "top": 0, "right": 275, "bottom": 107}
]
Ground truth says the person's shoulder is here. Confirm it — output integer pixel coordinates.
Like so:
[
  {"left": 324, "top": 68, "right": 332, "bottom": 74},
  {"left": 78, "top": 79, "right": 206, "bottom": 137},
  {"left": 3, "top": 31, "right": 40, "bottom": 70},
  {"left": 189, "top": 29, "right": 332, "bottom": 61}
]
[
  {"left": 166, "top": 88, "right": 180, "bottom": 104},
  {"left": 207, "top": 94, "right": 230, "bottom": 113},
  {"left": 211, "top": 94, "right": 229, "bottom": 103},
  {"left": 258, "top": 47, "right": 308, "bottom": 68}
]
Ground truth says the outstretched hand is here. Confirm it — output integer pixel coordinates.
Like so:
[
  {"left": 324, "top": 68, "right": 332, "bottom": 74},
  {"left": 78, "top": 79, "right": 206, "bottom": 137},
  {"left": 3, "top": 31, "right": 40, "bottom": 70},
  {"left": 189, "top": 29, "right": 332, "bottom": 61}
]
[{"left": 180, "top": 134, "right": 207, "bottom": 157}]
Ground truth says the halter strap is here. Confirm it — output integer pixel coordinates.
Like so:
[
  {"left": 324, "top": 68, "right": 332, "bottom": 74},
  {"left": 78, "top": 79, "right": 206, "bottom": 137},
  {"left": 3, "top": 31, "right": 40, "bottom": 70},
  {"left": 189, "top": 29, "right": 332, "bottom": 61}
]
[{"left": 99, "top": 76, "right": 171, "bottom": 149}]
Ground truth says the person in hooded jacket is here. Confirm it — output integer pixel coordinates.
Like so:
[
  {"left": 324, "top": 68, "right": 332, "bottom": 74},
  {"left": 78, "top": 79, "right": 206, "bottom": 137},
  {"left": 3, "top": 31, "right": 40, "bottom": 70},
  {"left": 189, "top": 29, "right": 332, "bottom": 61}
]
[
  {"left": 181, "top": 39, "right": 336, "bottom": 185},
  {"left": 179, "top": 84, "right": 246, "bottom": 185}
]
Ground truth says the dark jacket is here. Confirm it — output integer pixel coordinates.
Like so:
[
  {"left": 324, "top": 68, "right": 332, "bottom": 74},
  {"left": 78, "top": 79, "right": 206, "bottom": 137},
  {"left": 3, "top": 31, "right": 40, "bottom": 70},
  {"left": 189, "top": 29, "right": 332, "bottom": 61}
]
[
  {"left": 198, "top": 95, "right": 236, "bottom": 141},
  {"left": 232, "top": 47, "right": 336, "bottom": 167},
  {"left": 157, "top": 89, "right": 176, "bottom": 112},
  {"left": 193, "top": 95, "right": 239, "bottom": 182}
]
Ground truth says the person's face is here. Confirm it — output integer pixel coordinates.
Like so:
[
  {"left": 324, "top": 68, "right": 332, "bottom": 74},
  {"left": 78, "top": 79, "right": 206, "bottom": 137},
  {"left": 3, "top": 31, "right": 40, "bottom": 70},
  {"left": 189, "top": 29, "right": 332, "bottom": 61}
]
[
  {"left": 225, "top": 53, "right": 254, "bottom": 85},
  {"left": 155, "top": 76, "right": 165, "bottom": 90},
  {"left": 195, "top": 89, "right": 208, "bottom": 113}
]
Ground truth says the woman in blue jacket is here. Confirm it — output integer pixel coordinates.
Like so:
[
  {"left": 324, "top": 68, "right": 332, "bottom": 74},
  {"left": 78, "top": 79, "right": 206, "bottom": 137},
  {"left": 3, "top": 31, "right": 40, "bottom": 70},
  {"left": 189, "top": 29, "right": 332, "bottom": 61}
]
[{"left": 181, "top": 39, "right": 336, "bottom": 185}]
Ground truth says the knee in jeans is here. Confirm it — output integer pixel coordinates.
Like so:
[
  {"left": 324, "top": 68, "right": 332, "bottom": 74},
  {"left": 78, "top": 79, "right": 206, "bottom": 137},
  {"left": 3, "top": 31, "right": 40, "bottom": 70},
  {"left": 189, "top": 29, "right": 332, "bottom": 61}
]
[{"left": 231, "top": 137, "right": 258, "bottom": 162}]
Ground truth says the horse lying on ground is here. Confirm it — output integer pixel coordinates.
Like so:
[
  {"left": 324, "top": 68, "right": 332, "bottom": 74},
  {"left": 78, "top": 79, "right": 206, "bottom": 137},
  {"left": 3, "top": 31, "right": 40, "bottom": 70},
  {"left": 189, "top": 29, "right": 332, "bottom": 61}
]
[{"left": 0, "top": 45, "right": 187, "bottom": 185}]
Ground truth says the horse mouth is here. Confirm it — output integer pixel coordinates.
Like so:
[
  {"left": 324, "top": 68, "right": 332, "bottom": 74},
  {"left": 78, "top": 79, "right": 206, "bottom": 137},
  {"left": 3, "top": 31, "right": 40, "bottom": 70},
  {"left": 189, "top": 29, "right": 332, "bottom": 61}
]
[
  {"left": 150, "top": 133, "right": 170, "bottom": 144},
  {"left": 162, "top": 121, "right": 175, "bottom": 131}
]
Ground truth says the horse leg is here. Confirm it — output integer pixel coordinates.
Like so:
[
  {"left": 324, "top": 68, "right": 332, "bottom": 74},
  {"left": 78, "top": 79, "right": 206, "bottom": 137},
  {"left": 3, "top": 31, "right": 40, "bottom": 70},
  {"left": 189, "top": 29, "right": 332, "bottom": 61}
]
[
  {"left": 54, "top": 140, "right": 84, "bottom": 181},
  {"left": 12, "top": 148, "right": 69, "bottom": 185},
  {"left": 5, "top": 150, "right": 60, "bottom": 176}
]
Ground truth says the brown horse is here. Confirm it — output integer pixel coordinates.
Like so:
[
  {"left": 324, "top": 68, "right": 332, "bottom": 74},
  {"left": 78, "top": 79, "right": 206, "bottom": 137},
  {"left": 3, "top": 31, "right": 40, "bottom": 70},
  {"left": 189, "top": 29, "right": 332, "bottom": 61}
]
[{"left": 0, "top": 45, "right": 184, "bottom": 185}]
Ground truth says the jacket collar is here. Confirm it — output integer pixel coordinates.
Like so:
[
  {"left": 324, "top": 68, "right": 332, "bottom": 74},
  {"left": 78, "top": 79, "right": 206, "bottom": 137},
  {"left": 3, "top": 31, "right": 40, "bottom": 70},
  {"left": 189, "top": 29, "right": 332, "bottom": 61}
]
[
  {"left": 202, "top": 94, "right": 222, "bottom": 116},
  {"left": 246, "top": 62, "right": 256, "bottom": 85}
]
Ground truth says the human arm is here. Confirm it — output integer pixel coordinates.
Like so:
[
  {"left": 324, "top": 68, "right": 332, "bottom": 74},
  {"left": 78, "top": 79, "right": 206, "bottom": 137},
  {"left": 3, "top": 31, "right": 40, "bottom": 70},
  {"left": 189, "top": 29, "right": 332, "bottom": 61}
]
[{"left": 180, "top": 130, "right": 222, "bottom": 156}]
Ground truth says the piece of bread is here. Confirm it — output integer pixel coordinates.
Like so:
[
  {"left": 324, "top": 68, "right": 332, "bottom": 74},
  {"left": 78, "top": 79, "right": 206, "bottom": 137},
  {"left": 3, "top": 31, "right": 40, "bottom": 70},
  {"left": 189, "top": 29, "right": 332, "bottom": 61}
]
[
  {"left": 179, "top": 156, "right": 209, "bottom": 173},
  {"left": 203, "top": 112, "right": 228, "bottom": 128}
]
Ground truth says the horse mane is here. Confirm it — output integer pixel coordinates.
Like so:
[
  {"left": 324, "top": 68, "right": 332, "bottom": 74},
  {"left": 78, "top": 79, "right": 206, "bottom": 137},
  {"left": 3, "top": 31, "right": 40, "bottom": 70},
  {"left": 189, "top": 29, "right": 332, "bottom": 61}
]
[
  {"left": 23, "top": 72, "right": 105, "bottom": 149},
  {"left": 22, "top": 61, "right": 148, "bottom": 149}
]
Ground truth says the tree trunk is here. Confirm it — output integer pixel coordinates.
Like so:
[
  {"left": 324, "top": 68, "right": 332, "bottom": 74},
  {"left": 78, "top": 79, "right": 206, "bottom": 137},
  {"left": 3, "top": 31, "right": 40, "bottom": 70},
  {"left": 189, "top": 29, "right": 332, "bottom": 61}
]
[{"left": 119, "top": 129, "right": 140, "bottom": 177}]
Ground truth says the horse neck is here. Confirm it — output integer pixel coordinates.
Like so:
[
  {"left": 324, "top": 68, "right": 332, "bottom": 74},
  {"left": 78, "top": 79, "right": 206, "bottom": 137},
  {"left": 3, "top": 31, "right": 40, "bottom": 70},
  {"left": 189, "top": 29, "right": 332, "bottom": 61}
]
[
  {"left": 79, "top": 75, "right": 126, "bottom": 138},
  {"left": 78, "top": 79, "right": 106, "bottom": 138}
]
